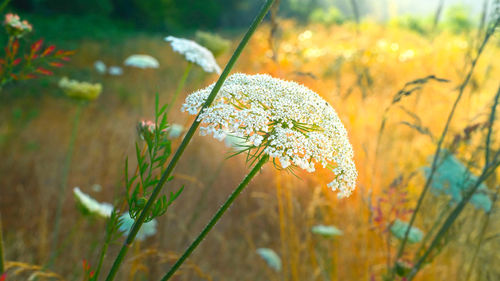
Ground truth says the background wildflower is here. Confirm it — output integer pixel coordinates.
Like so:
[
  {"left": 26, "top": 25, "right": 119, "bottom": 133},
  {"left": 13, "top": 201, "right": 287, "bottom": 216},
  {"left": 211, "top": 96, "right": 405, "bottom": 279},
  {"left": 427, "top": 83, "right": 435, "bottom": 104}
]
[
  {"left": 73, "top": 187, "right": 113, "bottom": 218},
  {"left": 108, "top": 66, "right": 123, "bottom": 76},
  {"left": 4, "top": 13, "right": 32, "bottom": 38},
  {"left": 423, "top": 151, "right": 492, "bottom": 212},
  {"left": 124, "top": 54, "right": 159, "bottom": 69},
  {"left": 165, "top": 36, "right": 221, "bottom": 74},
  {"left": 194, "top": 31, "right": 231, "bottom": 58},
  {"left": 94, "top": 60, "right": 107, "bottom": 74},
  {"left": 311, "top": 225, "right": 343, "bottom": 237},
  {"left": 58, "top": 77, "right": 102, "bottom": 101},
  {"left": 118, "top": 213, "right": 157, "bottom": 241},
  {"left": 390, "top": 219, "right": 424, "bottom": 243},
  {"left": 166, "top": 123, "right": 184, "bottom": 139},
  {"left": 256, "top": 248, "right": 282, "bottom": 272}
]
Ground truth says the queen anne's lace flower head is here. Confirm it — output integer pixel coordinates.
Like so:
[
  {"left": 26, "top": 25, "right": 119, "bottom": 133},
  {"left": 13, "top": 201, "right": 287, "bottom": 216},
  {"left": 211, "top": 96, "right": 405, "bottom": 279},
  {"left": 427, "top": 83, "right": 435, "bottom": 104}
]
[
  {"left": 119, "top": 213, "right": 157, "bottom": 241},
  {"left": 73, "top": 187, "right": 113, "bottom": 218},
  {"left": 124, "top": 54, "right": 159, "bottom": 69},
  {"left": 4, "top": 13, "right": 32, "bottom": 38},
  {"left": 165, "top": 36, "right": 221, "bottom": 74},
  {"left": 59, "top": 77, "right": 102, "bottom": 101},
  {"left": 94, "top": 60, "right": 107, "bottom": 74},
  {"left": 182, "top": 73, "right": 357, "bottom": 197}
]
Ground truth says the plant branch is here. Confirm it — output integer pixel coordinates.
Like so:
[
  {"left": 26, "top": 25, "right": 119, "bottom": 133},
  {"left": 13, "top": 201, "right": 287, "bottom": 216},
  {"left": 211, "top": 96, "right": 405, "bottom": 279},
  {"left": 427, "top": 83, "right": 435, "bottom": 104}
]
[
  {"left": 160, "top": 155, "right": 269, "bottom": 281},
  {"left": 103, "top": 1, "right": 275, "bottom": 280}
]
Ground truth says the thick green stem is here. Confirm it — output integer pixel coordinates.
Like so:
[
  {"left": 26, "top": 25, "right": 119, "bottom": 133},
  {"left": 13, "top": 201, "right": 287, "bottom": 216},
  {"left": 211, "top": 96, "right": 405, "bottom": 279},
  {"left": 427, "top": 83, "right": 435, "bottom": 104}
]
[
  {"left": 166, "top": 63, "right": 192, "bottom": 115},
  {"left": 48, "top": 101, "right": 85, "bottom": 266},
  {"left": 161, "top": 155, "right": 268, "bottom": 281},
  {"left": 104, "top": 1, "right": 275, "bottom": 280}
]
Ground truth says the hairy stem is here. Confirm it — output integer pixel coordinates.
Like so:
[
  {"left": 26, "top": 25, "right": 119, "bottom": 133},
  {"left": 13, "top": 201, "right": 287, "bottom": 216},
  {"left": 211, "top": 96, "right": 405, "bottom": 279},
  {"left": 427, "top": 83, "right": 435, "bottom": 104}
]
[
  {"left": 161, "top": 155, "right": 269, "bottom": 281},
  {"left": 104, "top": 1, "right": 275, "bottom": 280}
]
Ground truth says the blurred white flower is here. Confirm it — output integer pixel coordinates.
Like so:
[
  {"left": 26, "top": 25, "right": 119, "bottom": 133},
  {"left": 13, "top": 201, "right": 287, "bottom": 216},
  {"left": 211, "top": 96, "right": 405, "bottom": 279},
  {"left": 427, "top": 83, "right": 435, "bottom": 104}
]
[
  {"left": 94, "top": 60, "right": 107, "bottom": 74},
  {"left": 399, "top": 49, "right": 415, "bottom": 62},
  {"left": 73, "top": 187, "right": 113, "bottom": 218},
  {"left": 59, "top": 77, "right": 102, "bottom": 101},
  {"left": 108, "top": 66, "right": 123, "bottom": 76},
  {"left": 118, "top": 213, "right": 157, "bottom": 241},
  {"left": 183, "top": 73, "right": 357, "bottom": 197},
  {"left": 256, "top": 248, "right": 281, "bottom": 272},
  {"left": 311, "top": 224, "right": 343, "bottom": 237},
  {"left": 164, "top": 36, "right": 221, "bottom": 74},
  {"left": 91, "top": 184, "right": 102, "bottom": 192},
  {"left": 298, "top": 30, "right": 313, "bottom": 41},
  {"left": 166, "top": 123, "right": 184, "bottom": 139},
  {"left": 124, "top": 54, "right": 160, "bottom": 69},
  {"left": 390, "top": 219, "right": 423, "bottom": 243},
  {"left": 4, "top": 13, "right": 32, "bottom": 38}
]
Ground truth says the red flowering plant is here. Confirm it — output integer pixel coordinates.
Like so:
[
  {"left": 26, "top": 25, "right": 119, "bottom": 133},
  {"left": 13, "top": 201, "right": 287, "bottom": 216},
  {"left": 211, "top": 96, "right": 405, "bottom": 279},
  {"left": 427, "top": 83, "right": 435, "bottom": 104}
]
[{"left": 0, "top": 13, "right": 74, "bottom": 89}]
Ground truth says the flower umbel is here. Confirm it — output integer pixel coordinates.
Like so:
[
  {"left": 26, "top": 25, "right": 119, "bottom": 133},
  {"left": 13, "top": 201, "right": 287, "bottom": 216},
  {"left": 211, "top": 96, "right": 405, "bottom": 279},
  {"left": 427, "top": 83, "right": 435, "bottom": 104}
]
[
  {"left": 165, "top": 36, "right": 221, "bottom": 74},
  {"left": 118, "top": 213, "right": 157, "bottom": 241},
  {"left": 4, "top": 13, "right": 32, "bottom": 38},
  {"left": 124, "top": 54, "right": 159, "bottom": 69},
  {"left": 73, "top": 187, "right": 113, "bottom": 218},
  {"left": 58, "top": 77, "right": 102, "bottom": 101},
  {"left": 182, "top": 73, "right": 357, "bottom": 197}
]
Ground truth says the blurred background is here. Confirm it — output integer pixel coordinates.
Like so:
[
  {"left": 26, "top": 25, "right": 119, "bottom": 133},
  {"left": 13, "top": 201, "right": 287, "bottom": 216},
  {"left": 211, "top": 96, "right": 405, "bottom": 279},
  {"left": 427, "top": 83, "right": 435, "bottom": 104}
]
[{"left": 1, "top": 0, "right": 499, "bottom": 280}]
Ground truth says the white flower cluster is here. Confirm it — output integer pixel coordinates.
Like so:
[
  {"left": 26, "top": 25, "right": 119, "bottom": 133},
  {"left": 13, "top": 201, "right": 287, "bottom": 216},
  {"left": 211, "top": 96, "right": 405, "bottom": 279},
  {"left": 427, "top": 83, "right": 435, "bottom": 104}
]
[
  {"left": 124, "top": 54, "right": 160, "bottom": 69},
  {"left": 182, "top": 73, "right": 357, "bottom": 197},
  {"left": 165, "top": 36, "right": 221, "bottom": 74},
  {"left": 119, "top": 213, "right": 157, "bottom": 241},
  {"left": 73, "top": 187, "right": 113, "bottom": 218}
]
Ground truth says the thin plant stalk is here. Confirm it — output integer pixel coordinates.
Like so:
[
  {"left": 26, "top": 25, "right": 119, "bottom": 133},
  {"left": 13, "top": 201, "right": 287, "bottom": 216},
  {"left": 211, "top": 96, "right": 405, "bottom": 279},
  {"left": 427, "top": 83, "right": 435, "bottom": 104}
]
[
  {"left": 166, "top": 62, "right": 193, "bottom": 115},
  {"left": 48, "top": 100, "right": 85, "bottom": 266},
  {"left": 161, "top": 155, "right": 269, "bottom": 281},
  {"left": 104, "top": 1, "right": 275, "bottom": 280},
  {"left": 464, "top": 185, "right": 499, "bottom": 281},
  {"left": 407, "top": 161, "right": 500, "bottom": 280},
  {"left": 406, "top": 85, "right": 500, "bottom": 280},
  {"left": 0, "top": 215, "right": 5, "bottom": 275},
  {"left": 390, "top": 17, "right": 499, "bottom": 279}
]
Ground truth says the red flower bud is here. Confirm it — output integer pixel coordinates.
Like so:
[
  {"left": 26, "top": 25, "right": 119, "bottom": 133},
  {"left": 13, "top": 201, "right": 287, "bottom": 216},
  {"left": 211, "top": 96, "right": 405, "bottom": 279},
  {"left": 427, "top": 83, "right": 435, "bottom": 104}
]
[
  {"left": 31, "top": 39, "right": 43, "bottom": 53},
  {"left": 36, "top": 67, "right": 53, "bottom": 75},
  {"left": 41, "top": 45, "right": 56, "bottom": 57}
]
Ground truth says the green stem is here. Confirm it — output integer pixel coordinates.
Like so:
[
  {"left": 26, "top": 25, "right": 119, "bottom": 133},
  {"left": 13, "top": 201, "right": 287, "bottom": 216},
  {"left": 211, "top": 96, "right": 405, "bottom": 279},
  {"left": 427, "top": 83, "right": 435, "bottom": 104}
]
[
  {"left": 166, "top": 63, "right": 192, "bottom": 115},
  {"left": 93, "top": 235, "right": 110, "bottom": 280},
  {"left": 406, "top": 162, "right": 500, "bottom": 280},
  {"left": 390, "top": 16, "right": 499, "bottom": 280},
  {"left": 161, "top": 155, "right": 268, "bottom": 281},
  {"left": 464, "top": 185, "right": 499, "bottom": 281},
  {"left": 0, "top": 214, "right": 5, "bottom": 275},
  {"left": 406, "top": 85, "right": 500, "bottom": 280},
  {"left": 104, "top": 1, "right": 275, "bottom": 280},
  {"left": 48, "top": 100, "right": 85, "bottom": 266}
]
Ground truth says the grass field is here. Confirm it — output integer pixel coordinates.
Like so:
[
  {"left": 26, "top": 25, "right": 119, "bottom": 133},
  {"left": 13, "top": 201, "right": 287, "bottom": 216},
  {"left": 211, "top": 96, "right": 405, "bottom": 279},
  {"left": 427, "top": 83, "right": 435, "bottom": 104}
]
[{"left": 0, "top": 12, "right": 499, "bottom": 281}]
